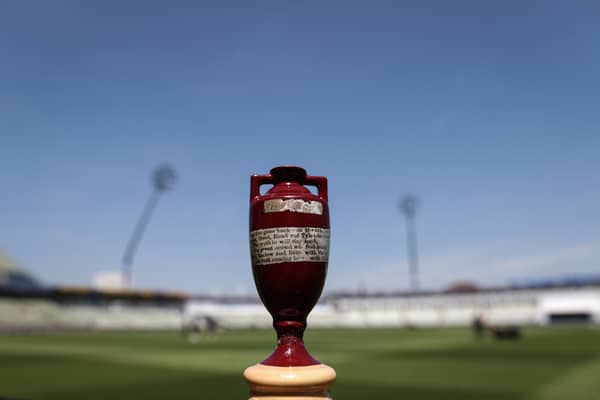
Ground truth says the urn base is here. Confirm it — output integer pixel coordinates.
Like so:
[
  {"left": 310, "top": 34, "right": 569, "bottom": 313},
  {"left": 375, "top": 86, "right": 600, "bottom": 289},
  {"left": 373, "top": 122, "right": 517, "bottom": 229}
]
[{"left": 244, "top": 363, "right": 336, "bottom": 400}]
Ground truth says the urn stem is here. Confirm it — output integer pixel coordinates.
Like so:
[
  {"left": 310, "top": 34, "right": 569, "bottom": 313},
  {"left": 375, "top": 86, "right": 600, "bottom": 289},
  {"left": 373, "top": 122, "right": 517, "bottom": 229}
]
[{"left": 274, "top": 320, "right": 305, "bottom": 339}]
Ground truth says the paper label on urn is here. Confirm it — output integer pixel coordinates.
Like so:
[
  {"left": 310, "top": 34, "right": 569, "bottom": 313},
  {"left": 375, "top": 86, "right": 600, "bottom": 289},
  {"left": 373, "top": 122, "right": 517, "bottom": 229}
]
[
  {"left": 263, "top": 199, "right": 323, "bottom": 215},
  {"left": 251, "top": 227, "right": 330, "bottom": 265}
]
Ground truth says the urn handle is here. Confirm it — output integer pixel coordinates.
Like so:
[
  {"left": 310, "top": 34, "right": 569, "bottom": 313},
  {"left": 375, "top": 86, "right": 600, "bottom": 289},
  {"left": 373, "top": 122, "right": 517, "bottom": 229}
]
[
  {"left": 250, "top": 174, "right": 274, "bottom": 202},
  {"left": 304, "top": 175, "right": 328, "bottom": 202}
]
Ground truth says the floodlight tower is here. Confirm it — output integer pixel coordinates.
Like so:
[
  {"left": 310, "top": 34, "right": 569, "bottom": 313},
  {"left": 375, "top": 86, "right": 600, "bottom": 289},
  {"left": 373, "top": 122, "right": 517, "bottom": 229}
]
[
  {"left": 400, "top": 194, "right": 420, "bottom": 292},
  {"left": 122, "top": 164, "right": 176, "bottom": 286}
]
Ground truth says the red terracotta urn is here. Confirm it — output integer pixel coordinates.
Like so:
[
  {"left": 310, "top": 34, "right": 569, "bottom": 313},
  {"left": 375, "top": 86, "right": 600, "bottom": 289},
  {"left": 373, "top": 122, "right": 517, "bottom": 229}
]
[{"left": 245, "top": 166, "right": 335, "bottom": 399}]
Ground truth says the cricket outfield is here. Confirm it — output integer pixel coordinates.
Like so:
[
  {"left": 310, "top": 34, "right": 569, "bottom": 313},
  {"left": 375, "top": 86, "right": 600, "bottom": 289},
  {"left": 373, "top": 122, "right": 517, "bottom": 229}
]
[{"left": 1, "top": 327, "right": 598, "bottom": 399}]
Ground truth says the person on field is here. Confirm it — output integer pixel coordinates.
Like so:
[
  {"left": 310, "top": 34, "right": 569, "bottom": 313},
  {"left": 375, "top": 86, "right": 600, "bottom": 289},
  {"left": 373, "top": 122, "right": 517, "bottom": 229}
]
[{"left": 472, "top": 314, "right": 485, "bottom": 339}]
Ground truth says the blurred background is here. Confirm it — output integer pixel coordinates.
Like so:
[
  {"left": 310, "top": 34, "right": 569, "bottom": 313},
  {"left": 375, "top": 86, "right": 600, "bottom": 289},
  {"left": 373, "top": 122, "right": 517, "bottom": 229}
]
[{"left": 1, "top": 1, "right": 599, "bottom": 399}]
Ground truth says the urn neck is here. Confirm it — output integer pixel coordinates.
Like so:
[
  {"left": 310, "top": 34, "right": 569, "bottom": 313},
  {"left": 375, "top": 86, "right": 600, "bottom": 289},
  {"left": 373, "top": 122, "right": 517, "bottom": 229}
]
[{"left": 270, "top": 166, "right": 307, "bottom": 184}]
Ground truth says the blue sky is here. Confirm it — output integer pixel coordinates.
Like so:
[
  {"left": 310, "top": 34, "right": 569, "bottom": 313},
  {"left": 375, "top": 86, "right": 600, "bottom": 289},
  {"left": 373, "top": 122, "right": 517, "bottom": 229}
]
[{"left": 1, "top": 1, "right": 599, "bottom": 293}]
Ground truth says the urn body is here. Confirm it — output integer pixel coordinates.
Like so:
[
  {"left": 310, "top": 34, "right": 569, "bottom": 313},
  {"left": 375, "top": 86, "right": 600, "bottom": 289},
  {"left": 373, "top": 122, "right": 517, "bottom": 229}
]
[{"left": 249, "top": 166, "right": 329, "bottom": 367}]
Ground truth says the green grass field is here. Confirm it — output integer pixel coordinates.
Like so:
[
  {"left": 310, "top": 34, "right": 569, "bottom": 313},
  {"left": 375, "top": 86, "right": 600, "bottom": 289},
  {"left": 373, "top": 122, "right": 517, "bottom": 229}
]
[{"left": 1, "top": 327, "right": 599, "bottom": 399}]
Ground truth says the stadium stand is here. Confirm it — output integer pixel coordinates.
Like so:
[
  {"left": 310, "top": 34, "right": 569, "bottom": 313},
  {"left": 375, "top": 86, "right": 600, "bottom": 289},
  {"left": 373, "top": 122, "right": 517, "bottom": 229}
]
[
  {"left": 3, "top": 251, "right": 599, "bottom": 331},
  {"left": 184, "top": 282, "right": 600, "bottom": 329},
  {"left": 0, "top": 251, "right": 186, "bottom": 332}
]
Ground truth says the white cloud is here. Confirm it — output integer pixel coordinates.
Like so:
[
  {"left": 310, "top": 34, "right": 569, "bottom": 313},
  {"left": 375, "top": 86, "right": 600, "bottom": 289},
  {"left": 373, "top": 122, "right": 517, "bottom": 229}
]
[
  {"left": 330, "top": 239, "right": 600, "bottom": 292},
  {"left": 477, "top": 241, "right": 600, "bottom": 281}
]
